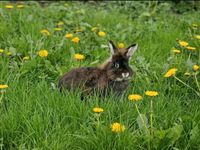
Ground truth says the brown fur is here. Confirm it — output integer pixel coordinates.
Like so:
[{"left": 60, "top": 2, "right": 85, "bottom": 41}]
[{"left": 58, "top": 41, "right": 138, "bottom": 97}]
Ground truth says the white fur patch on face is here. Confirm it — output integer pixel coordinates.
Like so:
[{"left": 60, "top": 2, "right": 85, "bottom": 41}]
[{"left": 122, "top": 72, "right": 129, "bottom": 78}]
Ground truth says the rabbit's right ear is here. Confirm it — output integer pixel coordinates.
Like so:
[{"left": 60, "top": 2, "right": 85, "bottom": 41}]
[
  {"left": 126, "top": 44, "right": 138, "bottom": 58},
  {"left": 109, "top": 40, "right": 117, "bottom": 54}
]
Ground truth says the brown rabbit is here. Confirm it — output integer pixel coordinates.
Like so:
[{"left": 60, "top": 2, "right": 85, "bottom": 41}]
[{"left": 58, "top": 40, "right": 138, "bottom": 97}]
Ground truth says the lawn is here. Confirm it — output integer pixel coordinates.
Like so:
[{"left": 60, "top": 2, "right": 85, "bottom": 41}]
[{"left": 0, "top": 1, "right": 200, "bottom": 150}]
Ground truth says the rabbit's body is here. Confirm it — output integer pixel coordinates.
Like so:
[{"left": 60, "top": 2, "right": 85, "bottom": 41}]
[
  {"left": 58, "top": 66, "right": 131, "bottom": 95},
  {"left": 58, "top": 41, "right": 138, "bottom": 97},
  {"left": 58, "top": 67, "right": 109, "bottom": 93}
]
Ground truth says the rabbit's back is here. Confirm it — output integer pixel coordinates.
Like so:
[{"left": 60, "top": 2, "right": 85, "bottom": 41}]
[{"left": 58, "top": 67, "right": 108, "bottom": 92}]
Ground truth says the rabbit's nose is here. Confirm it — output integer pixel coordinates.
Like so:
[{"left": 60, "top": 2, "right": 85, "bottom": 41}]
[{"left": 122, "top": 72, "right": 129, "bottom": 78}]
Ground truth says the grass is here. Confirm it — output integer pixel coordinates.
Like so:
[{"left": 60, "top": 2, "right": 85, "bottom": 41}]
[{"left": 0, "top": 1, "right": 200, "bottom": 149}]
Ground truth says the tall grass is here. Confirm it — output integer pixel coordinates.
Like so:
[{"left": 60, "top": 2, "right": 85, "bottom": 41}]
[{"left": 0, "top": 1, "right": 200, "bottom": 149}]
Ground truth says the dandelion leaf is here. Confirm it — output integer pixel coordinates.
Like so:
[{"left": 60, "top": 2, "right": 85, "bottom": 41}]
[
  {"left": 136, "top": 114, "right": 149, "bottom": 134},
  {"left": 165, "top": 124, "right": 183, "bottom": 144}
]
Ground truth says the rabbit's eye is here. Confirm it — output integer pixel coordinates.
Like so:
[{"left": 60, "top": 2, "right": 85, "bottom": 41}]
[{"left": 115, "top": 63, "right": 119, "bottom": 68}]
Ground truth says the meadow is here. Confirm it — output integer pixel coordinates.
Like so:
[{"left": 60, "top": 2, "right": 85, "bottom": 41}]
[{"left": 0, "top": 1, "right": 200, "bottom": 149}]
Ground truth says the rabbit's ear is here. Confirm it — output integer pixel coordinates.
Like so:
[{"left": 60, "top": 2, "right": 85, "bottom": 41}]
[
  {"left": 109, "top": 40, "right": 118, "bottom": 54},
  {"left": 126, "top": 44, "right": 138, "bottom": 58}
]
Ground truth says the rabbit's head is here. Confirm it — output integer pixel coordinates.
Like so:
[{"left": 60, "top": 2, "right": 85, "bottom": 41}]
[{"left": 105, "top": 40, "right": 138, "bottom": 82}]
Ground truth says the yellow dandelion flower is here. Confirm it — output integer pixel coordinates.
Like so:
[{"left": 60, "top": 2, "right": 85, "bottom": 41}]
[
  {"left": 164, "top": 68, "right": 178, "bottom": 78},
  {"left": 192, "top": 24, "right": 198, "bottom": 29},
  {"left": 65, "top": 33, "right": 73, "bottom": 38},
  {"left": 93, "top": 107, "right": 104, "bottom": 113},
  {"left": 111, "top": 122, "right": 125, "bottom": 133},
  {"left": 74, "top": 54, "right": 85, "bottom": 60},
  {"left": 98, "top": 31, "right": 106, "bottom": 37},
  {"left": 186, "top": 46, "right": 196, "bottom": 51},
  {"left": 91, "top": 27, "right": 98, "bottom": 32},
  {"left": 193, "top": 65, "right": 199, "bottom": 71},
  {"left": 192, "top": 24, "right": 198, "bottom": 28},
  {"left": 38, "top": 50, "right": 48, "bottom": 58},
  {"left": 128, "top": 94, "right": 142, "bottom": 101},
  {"left": 6, "top": 52, "right": 12, "bottom": 56},
  {"left": 145, "top": 91, "right": 158, "bottom": 97},
  {"left": 178, "top": 40, "right": 189, "bottom": 47},
  {"left": 57, "top": 21, "right": 64, "bottom": 26},
  {"left": 0, "top": 84, "right": 8, "bottom": 89},
  {"left": 75, "top": 28, "right": 83, "bottom": 32},
  {"left": 195, "top": 35, "right": 200, "bottom": 40},
  {"left": 184, "top": 72, "right": 191, "bottom": 76},
  {"left": 172, "top": 48, "right": 181, "bottom": 54},
  {"left": 16, "top": 4, "right": 24, "bottom": 9},
  {"left": 5, "top": 4, "right": 14, "bottom": 9},
  {"left": 192, "top": 23, "right": 198, "bottom": 27},
  {"left": 54, "top": 28, "right": 62, "bottom": 31},
  {"left": 71, "top": 37, "right": 80, "bottom": 43},
  {"left": 118, "top": 43, "right": 125, "bottom": 49},
  {"left": 0, "top": 49, "right": 4, "bottom": 53},
  {"left": 40, "top": 29, "right": 50, "bottom": 36},
  {"left": 23, "top": 56, "right": 30, "bottom": 60}
]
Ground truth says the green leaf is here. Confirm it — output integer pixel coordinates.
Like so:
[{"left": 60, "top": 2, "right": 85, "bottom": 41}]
[
  {"left": 69, "top": 47, "right": 75, "bottom": 58},
  {"left": 190, "top": 125, "right": 200, "bottom": 144},
  {"left": 9, "top": 47, "right": 17, "bottom": 56},
  {"left": 27, "top": 15, "right": 33, "bottom": 22},
  {"left": 140, "top": 12, "right": 151, "bottom": 18},
  {"left": 80, "top": 22, "right": 92, "bottom": 28},
  {"left": 90, "top": 60, "right": 99, "bottom": 65},
  {"left": 186, "top": 59, "right": 194, "bottom": 69},
  {"left": 100, "top": 44, "right": 109, "bottom": 49},
  {"left": 136, "top": 114, "right": 149, "bottom": 134},
  {"left": 166, "top": 124, "right": 183, "bottom": 143},
  {"left": 154, "top": 129, "right": 167, "bottom": 139}
]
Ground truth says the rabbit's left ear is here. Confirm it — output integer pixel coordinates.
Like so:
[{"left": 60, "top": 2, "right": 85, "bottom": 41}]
[
  {"left": 109, "top": 40, "right": 118, "bottom": 54},
  {"left": 126, "top": 44, "right": 138, "bottom": 58}
]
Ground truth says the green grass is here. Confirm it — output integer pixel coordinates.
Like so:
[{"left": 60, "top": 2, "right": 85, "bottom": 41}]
[{"left": 1, "top": 1, "right": 200, "bottom": 149}]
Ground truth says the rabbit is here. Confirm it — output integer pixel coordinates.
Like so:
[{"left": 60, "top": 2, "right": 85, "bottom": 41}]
[{"left": 58, "top": 40, "right": 138, "bottom": 97}]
